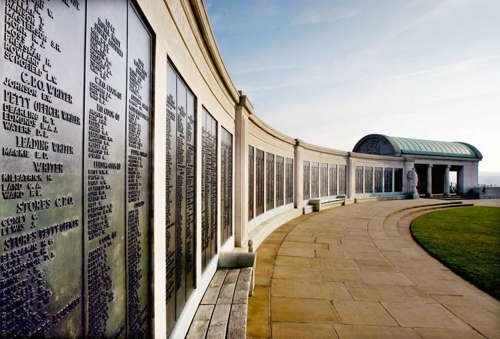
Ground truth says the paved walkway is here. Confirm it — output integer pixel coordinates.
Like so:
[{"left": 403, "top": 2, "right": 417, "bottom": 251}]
[{"left": 247, "top": 199, "right": 500, "bottom": 339}]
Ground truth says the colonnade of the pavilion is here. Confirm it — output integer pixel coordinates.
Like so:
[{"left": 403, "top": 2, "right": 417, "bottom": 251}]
[{"left": 416, "top": 163, "right": 464, "bottom": 197}]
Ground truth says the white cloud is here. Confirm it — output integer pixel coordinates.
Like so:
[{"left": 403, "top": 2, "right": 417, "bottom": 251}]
[{"left": 383, "top": 0, "right": 473, "bottom": 42}]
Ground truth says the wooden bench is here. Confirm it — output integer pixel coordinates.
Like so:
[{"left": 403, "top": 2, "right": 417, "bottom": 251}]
[
  {"left": 187, "top": 267, "right": 253, "bottom": 339},
  {"left": 354, "top": 196, "right": 378, "bottom": 203},
  {"left": 309, "top": 195, "right": 346, "bottom": 212},
  {"left": 302, "top": 204, "right": 314, "bottom": 214}
]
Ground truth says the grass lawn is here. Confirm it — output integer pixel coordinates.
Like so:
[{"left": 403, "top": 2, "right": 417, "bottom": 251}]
[{"left": 411, "top": 206, "right": 500, "bottom": 300}]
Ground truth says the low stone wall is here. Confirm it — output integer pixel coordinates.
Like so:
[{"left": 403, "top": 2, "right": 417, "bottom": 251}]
[{"left": 473, "top": 186, "right": 500, "bottom": 199}]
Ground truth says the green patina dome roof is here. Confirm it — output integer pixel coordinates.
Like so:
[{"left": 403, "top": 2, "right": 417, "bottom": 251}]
[
  {"left": 353, "top": 134, "right": 482, "bottom": 159},
  {"left": 390, "top": 136, "right": 481, "bottom": 158}
]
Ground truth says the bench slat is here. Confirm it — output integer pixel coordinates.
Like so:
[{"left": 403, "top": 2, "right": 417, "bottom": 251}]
[
  {"left": 186, "top": 305, "right": 214, "bottom": 339},
  {"left": 206, "top": 304, "right": 231, "bottom": 339},
  {"left": 188, "top": 267, "right": 252, "bottom": 339},
  {"left": 202, "top": 270, "right": 228, "bottom": 304},
  {"left": 224, "top": 269, "right": 240, "bottom": 284},
  {"left": 227, "top": 303, "right": 247, "bottom": 339},
  {"left": 233, "top": 268, "right": 251, "bottom": 304}
]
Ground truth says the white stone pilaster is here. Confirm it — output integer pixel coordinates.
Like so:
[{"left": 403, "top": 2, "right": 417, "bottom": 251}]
[
  {"left": 346, "top": 154, "right": 355, "bottom": 200},
  {"left": 234, "top": 97, "right": 249, "bottom": 248},
  {"left": 294, "top": 140, "right": 304, "bottom": 209}
]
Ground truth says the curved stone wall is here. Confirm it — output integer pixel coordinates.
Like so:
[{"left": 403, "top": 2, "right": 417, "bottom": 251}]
[{"left": 0, "top": 1, "right": 477, "bottom": 338}]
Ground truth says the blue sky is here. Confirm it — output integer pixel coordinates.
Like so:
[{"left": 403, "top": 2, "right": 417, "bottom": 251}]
[{"left": 206, "top": 0, "right": 500, "bottom": 173}]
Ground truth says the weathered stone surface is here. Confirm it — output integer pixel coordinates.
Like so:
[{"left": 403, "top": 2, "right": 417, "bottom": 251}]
[
  {"left": 190, "top": 268, "right": 252, "bottom": 339},
  {"left": 202, "top": 270, "right": 228, "bottom": 304},
  {"left": 272, "top": 297, "right": 339, "bottom": 322},
  {"left": 271, "top": 278, "right": 325, "bottom": 299},
  {"left": 273, "top": 265, "right": 322, "bottom": 280},
  {"left": 233, "top": 268, "right": 252, "bottom": 304},
  {"left": 335, "top": 324, "right": 420, "bottom": 339},
  {"left": 228, "top": 304, "right": 247, "bottom": 339},
  {"left": 413, "top": 327, "right": 486, "bottom": 339},
  {"left": 247, "top": 286, "right": 271, "bottom": 337},
  {"left": 206, "top": 304, "right": 231, "bottom": 339},
  {"left": 273, "top": 322, "right": 337, "bottom": 339},
  {"left": 334, "top": 301, "right": 397, "bottom": 326},
  {"left": 359, "top": 271, "right": 414, "bottom": 286},
  {"left": 247, "top": 200, "right": 500, "bottom": 339},
  {"left": 383, "top": 301, "right": 469, "bottom": 329}
]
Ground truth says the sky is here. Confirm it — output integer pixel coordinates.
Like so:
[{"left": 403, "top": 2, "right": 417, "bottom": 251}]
[{"left": 205, "top": 0, "right": 500, "bottom": 176}]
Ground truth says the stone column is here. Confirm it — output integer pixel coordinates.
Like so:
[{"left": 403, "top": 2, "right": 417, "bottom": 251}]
[
  {"left": 457, "top": 166, "right": 465, "bottom": 195},
  {"left": 234, "top": 96, "right": 249, "bottom": 247},
  {"left": 294, "top": 139, "right": 304, "bottom": 210},
  {"left": 427, "top": 164, "right": 433, "bottom": 197},
  {"left": 444, "top": 165, "right": 450, "bottom": 197}
]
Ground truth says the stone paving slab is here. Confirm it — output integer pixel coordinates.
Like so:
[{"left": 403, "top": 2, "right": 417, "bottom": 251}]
[
  {"left": 272, "top": 297, "right": 340, "bottom": 322},
  {"left": 247, "top": 199, "right": 500, "bottom": 338},
  {"left": 247, "top": 286, "right": 270, "bottom": 338},
  {"left": 383, "top": 301, "right": 470, "bottom": 329},
  {"left": 414, "top": 327, "right": 486, "bottom": 339},
  {"left": 272, "top": 322, "right": 337, "bottom": 339},
  {"left": 334, "top": 300, "right": 397, "bottom": 326},
  {"left": 334, "top": 324, "right": 420, "bottom": 339}
]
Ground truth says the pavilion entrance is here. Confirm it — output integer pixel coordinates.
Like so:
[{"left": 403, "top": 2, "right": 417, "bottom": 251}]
[
  {"left": 415, "top": 164, "right": 428, "bottom": 196},
  {"left": 431, "top": 165, "right": 446, "bottom": 195},
  {"left": 415, "top": 164, "right": 464, "bottom": 197}
]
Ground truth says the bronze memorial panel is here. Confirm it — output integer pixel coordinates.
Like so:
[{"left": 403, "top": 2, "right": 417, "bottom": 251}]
[
  {"left": 201, "top": 109, "right": 217, "bottom": 270},
  {"left": 220, "top": 128, "right": 232, "bottom": 244},
  {"left": 126, "top": 4, "right": 152, "bottom": 336},
  {"left": 303, "top": 161, "right": 310, "bottom": 200},
  {"left": 320, "top": 163, "right": 328, "bottom": 197},
  {"left": 0, "top": 1, "right": 85, "bottom": 336},
  {"left": 265, "top": 153, "right": 274, "bottom": 211},
  {"left": 0, "top": 1, "right": 152, "bottom": 337},
  {"left": 166, "top": 63, "right": 177, "bottom": 334},
  {"left": 248, "top": 146, "right": 254, "bottom": 220},
  {"left": 276, "top": 155, "right": 284, "bottom": 207},
  {"left": 338, "top": 165, "right": 346, "bottom": 195},
  {"left": 384, "top": 168, "right": 393, "bottom": 192},
  {"left": 255, "top": 149, "right": 264, "bottom": 216},
  {"left": 364, "top": 167, "right": 373, "bottom": 193},
  {"left": 311, "top": 162, "right": 319, "bottom": 198},
  {"left": 84, "top": 2, "right": 128, "bottom": 336},
  {"left": 328, "top": 164, "right": 337, "bottom": 196},
  {"left": 375, "top": 167, "right": 383, "bottom": 193},
  {"left": 166, "top": 62, "right": 197, "bottom": 335},
  {"left": 356, "top": 167, "right": 364, "bottom": 193},
  {"left": 285, "top": 158, "right": 293, "bottom": 204}
]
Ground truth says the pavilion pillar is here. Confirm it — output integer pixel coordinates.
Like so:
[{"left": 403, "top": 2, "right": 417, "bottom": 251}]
[
  {"left": 426, "top": 164, "right": 433, "bottom": 197},
  {"left": 444, "top": 165, "right": 450, "bottom": 197},
  {"left": 457, "top": 166, "right": 465, "bottom": 195}
]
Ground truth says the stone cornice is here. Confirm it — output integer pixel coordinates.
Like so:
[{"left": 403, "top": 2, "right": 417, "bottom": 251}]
[{"left": 187, "top": 0, "right": 240, "bottom": 103}]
